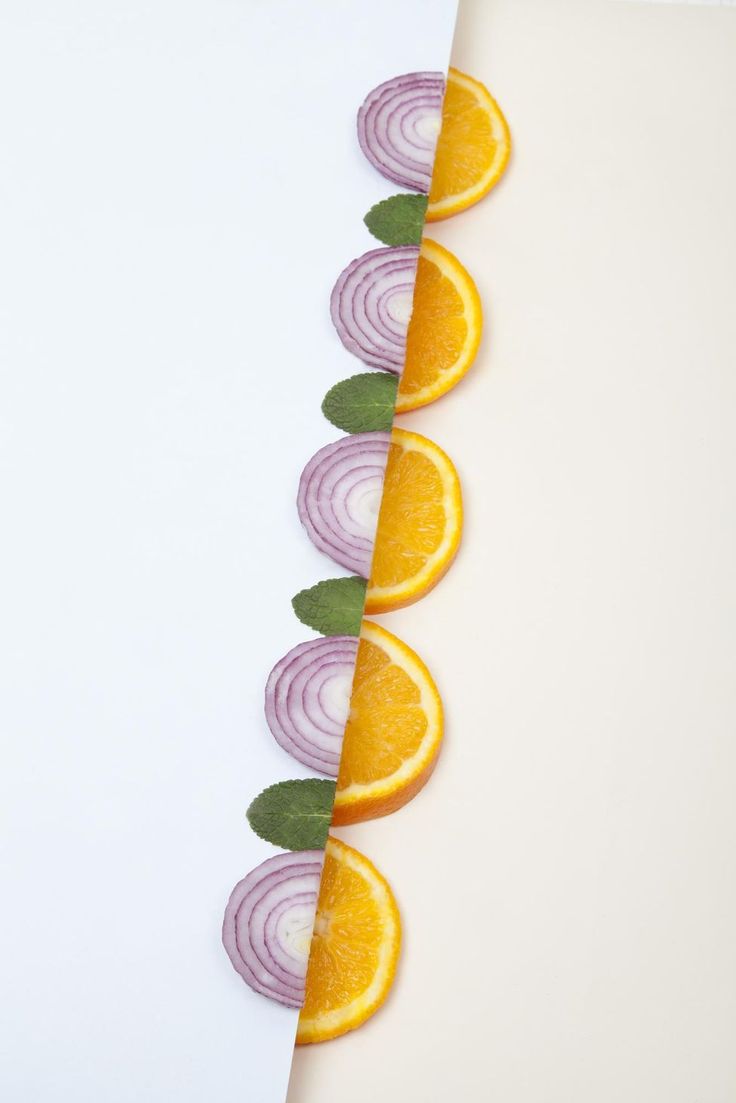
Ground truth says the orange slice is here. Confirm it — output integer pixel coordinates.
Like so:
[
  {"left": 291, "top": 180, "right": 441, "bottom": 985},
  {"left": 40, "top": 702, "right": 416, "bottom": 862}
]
[
  {"left": 398, "top": 238, "right": 482, "bottom": 412},
  {"left": 426, "top": 67, "right": 511, "bottom": 222},
  {"left": 365, "top": 427, "right": 462, "bottom": 613},
  {"left": 332, "top": 621, "right": 442, "bottom": 825},
  {"left": 297, "top": 836, "right": 400, "bottom": 1044}
]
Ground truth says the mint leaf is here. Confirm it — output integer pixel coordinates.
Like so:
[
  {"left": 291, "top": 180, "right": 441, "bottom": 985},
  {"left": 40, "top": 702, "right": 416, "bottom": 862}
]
[
  {"left": 364, "top": 193, "right": 428, "bottom": 245},
  {"left": 247, "top": 779, "right": 336, "bottom": 851},
  {"left": 292, "top": 576, "right": 367, "bottom": 636},
  {"left": 322, "top": 372, "right": 398, "bottom": 434}
]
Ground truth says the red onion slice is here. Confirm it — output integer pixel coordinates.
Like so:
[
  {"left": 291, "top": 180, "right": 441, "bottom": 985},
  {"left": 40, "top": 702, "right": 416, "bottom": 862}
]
[
  {"left": 297, "top": 432, "right": 390, "bottom": 576},
  {"left": 330, "top": 247, "right": 419, "bottom": 373},
  {"left": 222, "top": 850, "right": 323, "bottom": 1008},
  {"left": 265, "top": 636, "right": 359, "bottom": 776},
  {"left": 357, "top": 71, "right": 445, "bottom": 192}
]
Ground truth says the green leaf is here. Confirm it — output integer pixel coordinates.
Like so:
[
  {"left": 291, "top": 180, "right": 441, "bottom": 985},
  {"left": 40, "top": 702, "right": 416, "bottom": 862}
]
[
  {"left": 363, "top": 193, "right": 428, "bottom": 246},
  {"left": 292, "top": 576, "right": 367, "bottom": 636},
  {"left": 247, "top": 779, "right": 336, "bottom": 851},
  {"left": 322, "top": 372, "right": 398, "bottom": 434}
]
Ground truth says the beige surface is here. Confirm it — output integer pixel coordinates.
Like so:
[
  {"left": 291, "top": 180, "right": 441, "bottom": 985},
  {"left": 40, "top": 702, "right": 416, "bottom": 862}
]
[{"left": 287, "top": 1, "right": 736, "bottom": 1099}]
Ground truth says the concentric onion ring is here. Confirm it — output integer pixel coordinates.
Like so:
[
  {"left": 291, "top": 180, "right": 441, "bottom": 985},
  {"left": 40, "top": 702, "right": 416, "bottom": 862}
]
[
  {"left": 222, "top": 850, "right": 323, "bottom": 1008},
  {"left": 265, "top": 636, "right": 359, "bottom": 775},
  {"left": 330, "top": 246, "right": 419, "bottom": 373},
  {"left": 297, "top": 431, "right": 390, "bottom": 576},
  {"left": 357, "top": 71, "right": 446, "bottom": 192}
]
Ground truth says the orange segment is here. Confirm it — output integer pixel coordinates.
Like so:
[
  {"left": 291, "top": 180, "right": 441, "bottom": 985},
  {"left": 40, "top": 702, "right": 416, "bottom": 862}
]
[
  {"left": 398, "top": 238, "right": 482, "bottom": 411},
  {"left": 332, "top": 621, "right": 442, "bottom": 824},
  {"left": 365, "top": 427, "right": 462, "bottom": 613},
  {"left": 427, "top": 67, "right": 511, "bottom": 222},
  {"left": 297, "top": 836, "right": 400, "bottom": 1044}
]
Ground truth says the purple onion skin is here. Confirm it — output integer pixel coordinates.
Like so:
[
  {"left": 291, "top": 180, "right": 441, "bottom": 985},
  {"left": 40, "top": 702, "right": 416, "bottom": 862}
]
[
  {"left": 330, "top": 246, "right": 419, "bottom": 374},
  {"left": 265, "top": 636, "right": 359, "bottom": 776},
  {"left": 297, "top": 432, "right": 390, "bottom": 576},
  {"left": 357, "top": 71, "right": 445, "bottom": 192},
  {"left": 222, "top": 850, "right": 323, "bottom": 1008}
]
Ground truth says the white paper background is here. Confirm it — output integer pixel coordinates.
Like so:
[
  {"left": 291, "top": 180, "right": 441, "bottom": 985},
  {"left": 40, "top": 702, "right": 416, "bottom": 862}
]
[
  {"left": 0, "top": 3, "right": 457, "bottom": 1100},
  {"left": 289, "top": 0, "right": 736, "bottom": 1100}
]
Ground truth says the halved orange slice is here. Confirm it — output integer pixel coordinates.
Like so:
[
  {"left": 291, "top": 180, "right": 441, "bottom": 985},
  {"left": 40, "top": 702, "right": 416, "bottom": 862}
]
[
  {"left": 427, "top": 67, "right": 511, "bottom": 222},
  {"left": 398, "top": 238, "right": 482, "bottom": 412},
  {"left": 332, "top": 621, "right": 442, "bottom": 824},
  {"left": 297, "top": 836, "right": 400, "bottom": 1044},
  {"left": 365, "top": 427, "right": 462, "bottom": 613}
]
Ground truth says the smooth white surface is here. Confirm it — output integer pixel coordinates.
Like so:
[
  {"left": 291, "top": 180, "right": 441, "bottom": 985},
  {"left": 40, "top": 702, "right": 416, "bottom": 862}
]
[
  {"left": 288, "top": 1, "right": 736, "bottom": 1100},
  {"left": 0, "top": 3, "right": 456, "bottom": 1100}
]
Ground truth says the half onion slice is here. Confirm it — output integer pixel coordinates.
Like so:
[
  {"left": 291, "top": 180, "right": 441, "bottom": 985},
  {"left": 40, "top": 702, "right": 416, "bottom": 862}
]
[
  {"left": 330, "top": 246, "right": 419, "bottom": 373},
  {"left": 265, "top": 636, "right": 359, "bottom": 776},
  {"left": 222, "top": 850, "right": 323, "bottom": 1008},
  {"left": 357, "top": 71, "right": 445, "bottom": 192},
  {"left": 297, "top": 431, "right": 390, "bottom": 576}
]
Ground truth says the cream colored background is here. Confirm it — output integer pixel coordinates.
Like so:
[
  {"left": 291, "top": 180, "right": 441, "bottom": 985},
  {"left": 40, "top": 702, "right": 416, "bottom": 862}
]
[{"left": 288, "top": 1, "right": 736, "bottom": 1100}]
